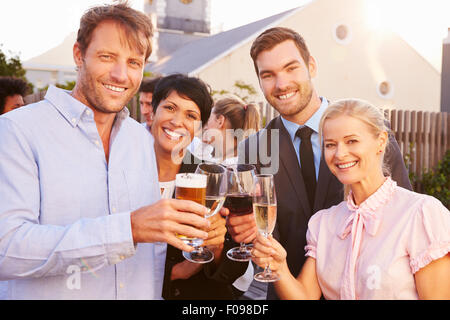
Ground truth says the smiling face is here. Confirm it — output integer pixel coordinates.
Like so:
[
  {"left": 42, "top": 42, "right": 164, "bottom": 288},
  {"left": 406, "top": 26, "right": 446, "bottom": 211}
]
[
  {"left": 322, "top": 114, "right": 387, "bottom": 187},
  {"left": 151, "top": 90, "right": 202, "bottom": 157},
  {"left": 72, "top": 20, "right": 146, "bottom": 115},
  {"left": 255, "top": 40, "right": 317, "bottom": 122}
]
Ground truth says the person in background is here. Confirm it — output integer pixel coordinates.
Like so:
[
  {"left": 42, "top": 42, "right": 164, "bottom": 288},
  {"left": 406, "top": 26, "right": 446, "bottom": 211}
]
[
  {"left": 0, "top": 76, "right": 28, "bottom": 114},
  {"left": 227, "top": 27, "right": 412, "bottom": 299},
  {"left": 139, "top": 76, "right": 160, "bottom": 131},
  {"left": 0, "top": 3, "right": 209, "bottom": 300},
  {"left": 203, "top": 94, "right": 261, "bottom": 166},
  {"left": 202, "top": 94, "right": 262, "bottom": 297},
  {"left": 149, "top": 73, "right": 248, "bottom": 299},
  {"left": 252, "top": 98, "right": 450, "bottom": 300}
]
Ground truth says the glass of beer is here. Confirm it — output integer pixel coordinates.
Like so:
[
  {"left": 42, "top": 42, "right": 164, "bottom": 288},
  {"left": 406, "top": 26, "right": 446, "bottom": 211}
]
[
  {"left": 175, "top": 173, "right": 208, "bottom": 257},
  {"left": 224, "top": 164, "right": 256, "bottom": 262},
  {"left": 252, "top": 174, "right": 279, "bottom": 282},
  {"left": 180, "top": 163, "right": 228, "bottom": 263}
]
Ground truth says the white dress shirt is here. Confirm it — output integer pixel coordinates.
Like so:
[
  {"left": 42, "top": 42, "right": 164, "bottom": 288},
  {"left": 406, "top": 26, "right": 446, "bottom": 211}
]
[{"left": 0, "top": 86, "right": 164, "bottom": 299}]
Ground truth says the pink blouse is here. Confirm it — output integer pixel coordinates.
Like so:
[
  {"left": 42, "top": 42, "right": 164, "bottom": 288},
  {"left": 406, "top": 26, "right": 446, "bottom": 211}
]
[{"left": 305, "top": 177, "right": 450, "bottom": 300}]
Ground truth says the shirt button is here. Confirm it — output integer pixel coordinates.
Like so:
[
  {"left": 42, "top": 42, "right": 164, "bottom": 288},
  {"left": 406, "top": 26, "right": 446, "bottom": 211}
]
[
  {"left": 112, "top": 207, "right": 117, "bottom": 213},
  {"left": 94, "top": 140, "right": 100, "bottom": 146},
  {"left": 85, "top": 109, "right": 91, "bottom": 116},
  {"left": 119, "top": 283, "right": 124, "bottom": 289},
  {"left": 120, "top": 255, "right": 125, "bottom": 260},
  {"left": 71, "top": 118, "right": 76, "bottom": 124}
]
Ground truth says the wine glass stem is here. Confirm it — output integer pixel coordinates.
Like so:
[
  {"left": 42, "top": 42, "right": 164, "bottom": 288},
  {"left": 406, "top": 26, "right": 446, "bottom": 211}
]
[
  {"left": 239, "top": 242, "right": 246, "bottom": 251},
  {"left": 264, "top": 264, "right": 272, "bottom": 275}
]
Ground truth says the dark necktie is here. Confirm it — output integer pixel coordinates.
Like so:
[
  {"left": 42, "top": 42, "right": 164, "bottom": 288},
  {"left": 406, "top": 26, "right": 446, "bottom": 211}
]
[{"left": 296, "top": 126, "right": 316, "bottom": 209}]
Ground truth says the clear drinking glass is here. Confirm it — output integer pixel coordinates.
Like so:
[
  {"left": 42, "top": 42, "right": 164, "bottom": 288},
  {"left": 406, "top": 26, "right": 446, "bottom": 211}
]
[
  {"left": 182, "top": 164, "right": 227, "bottom": 263},
  {"left": 253, "top": 174, "right": 279, "bottom": 282},
  {"left": 224, "top": 164, "right": 256, "bottom": 262},
  {"left": 175, "top": 173, "right": 210, "bottom": 263}
]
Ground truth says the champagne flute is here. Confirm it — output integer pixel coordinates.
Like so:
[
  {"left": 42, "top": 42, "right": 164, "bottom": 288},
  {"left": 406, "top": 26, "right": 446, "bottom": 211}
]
[
  {"left": 253, "top": 174, "right": 279, "bottom": 282},
  {"left": 181, "top": 164, "right": 227, "bottom": 263},
  {"left": 224, "top": 164, "right": 256, "bottom": 262}
]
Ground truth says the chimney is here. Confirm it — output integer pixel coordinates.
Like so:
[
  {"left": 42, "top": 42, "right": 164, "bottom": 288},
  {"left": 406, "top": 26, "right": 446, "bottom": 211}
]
[{"left": 441, "top": 28, "right": 450, "bottom": 113}]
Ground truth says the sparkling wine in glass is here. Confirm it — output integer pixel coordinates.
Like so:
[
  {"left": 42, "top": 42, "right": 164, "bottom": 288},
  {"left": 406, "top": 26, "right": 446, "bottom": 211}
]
[
  {"left": 224, "top": 164, "right": 256, "bottom": 262},
  {"left": 253, "top": 174, "right": 279, "bottom": 282}
]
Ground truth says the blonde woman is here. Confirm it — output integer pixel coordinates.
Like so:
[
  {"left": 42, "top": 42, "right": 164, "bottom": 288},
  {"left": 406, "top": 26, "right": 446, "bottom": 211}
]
[
  {"left": 252, "top": 98, "right": 450, "bottom": 300},
  {"left": 203, "top": 94, "right": 260, "bottom": 166}
]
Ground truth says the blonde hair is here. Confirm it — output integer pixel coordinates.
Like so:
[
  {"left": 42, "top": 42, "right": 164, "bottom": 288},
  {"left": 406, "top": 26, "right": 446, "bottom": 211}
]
[
  {"left": 319, "top": 98, "right": 391, "bottom": 198},
  {"left": 213, "top": 94, "right": 261, "bottom": 139}
]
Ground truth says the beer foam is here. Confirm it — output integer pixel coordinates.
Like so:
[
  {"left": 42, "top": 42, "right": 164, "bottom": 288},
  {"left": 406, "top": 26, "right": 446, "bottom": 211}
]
[{"left": 175, "top": 173, "right": 207, "bottom": 188}]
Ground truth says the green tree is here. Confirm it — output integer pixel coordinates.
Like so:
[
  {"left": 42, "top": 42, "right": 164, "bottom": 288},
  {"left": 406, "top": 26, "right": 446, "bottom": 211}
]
[
  {"left": 0, "top": 45, "right": 33, "bottom": 92},
  {"left": 211, "top": 80, "right": 258, "bottom": 103},
  {"left": 417, "top": 150, "right": 450, "bottom": 209},
  {"left": 42, "top": 80, "right": 76, "bottom": 92}
]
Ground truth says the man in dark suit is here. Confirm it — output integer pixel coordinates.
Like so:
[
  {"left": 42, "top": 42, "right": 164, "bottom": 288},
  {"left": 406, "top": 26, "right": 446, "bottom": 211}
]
[{"left": 226, "top": 27, "right": 412, "bottom": 299}]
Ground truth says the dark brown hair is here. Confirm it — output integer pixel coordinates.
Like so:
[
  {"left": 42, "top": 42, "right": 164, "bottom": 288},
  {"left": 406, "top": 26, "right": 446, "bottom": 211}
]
[
  {"left": 0, "top": 77, "right": 28, "bottom": 114},
  {"left": 250, "top": 27, "right": 310, "bottom": 75},
  {"left": 152, "top": 73, "right": 213, "bottom": 125},
  {"left": 139, "top": 76, "right": 161, "bottom": 93},
  {"left": 77, "top": 1, "right": 153, "bottom": 61}
]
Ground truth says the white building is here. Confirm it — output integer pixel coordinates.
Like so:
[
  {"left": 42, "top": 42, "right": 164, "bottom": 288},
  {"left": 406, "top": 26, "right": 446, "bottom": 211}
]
[
  {"left": 148, "top": 0, "right": 442, "bottom": 112},
  {"left": 23, "top": 32, "right": 77, "bottom": 91}
]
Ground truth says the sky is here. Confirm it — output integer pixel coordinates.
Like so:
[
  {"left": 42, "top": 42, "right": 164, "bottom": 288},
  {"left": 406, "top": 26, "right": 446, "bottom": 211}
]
[{"left": 0, "top": 0, "right": 449, "bottom": 70}]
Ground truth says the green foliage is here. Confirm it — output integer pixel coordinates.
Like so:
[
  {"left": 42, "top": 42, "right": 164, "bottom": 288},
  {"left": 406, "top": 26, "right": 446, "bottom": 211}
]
[
  {"left": 0, "top": 45, "right": 33, "bottom": 92},
  {"left": 412, "top": 150, "right": 450, "bottom": 209},
  {"left": 211, "top": 80, "right": 258, "bottom": 103},
  {"left": 0, "top": 45, "right": 26, "bottom": 78},
  {"left": 143, "top": 70, "right": 153, "bottom": 78},
  {"left": 41, "top": 81, "right": 76, "bottom": 92},
  {"left": 56, "top": 81, "right": 76, "bottom": 91}
]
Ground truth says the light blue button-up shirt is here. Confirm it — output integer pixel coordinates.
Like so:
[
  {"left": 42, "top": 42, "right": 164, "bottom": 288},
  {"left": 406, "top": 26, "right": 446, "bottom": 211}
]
[
  {"left": 280, "top": 97, "right": 328, "bottom": 180},
  {"left": 0, "top": 86, "right": 164, "bottom": 299}
]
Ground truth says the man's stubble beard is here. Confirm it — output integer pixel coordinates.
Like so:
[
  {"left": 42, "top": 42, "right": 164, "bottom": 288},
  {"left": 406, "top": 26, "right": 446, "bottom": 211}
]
[
  {"left": 78, "top": 65, "right": 135, "bottom": 115},
  {"left": 267, "top": 80, "right": 314, "bottom": 119}
]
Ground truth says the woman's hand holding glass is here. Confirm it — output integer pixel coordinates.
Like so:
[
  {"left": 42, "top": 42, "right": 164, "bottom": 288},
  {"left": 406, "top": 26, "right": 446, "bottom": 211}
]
[
  {"left": 252, "top": 174, "right": 279, "bottom": 282},
  {"left": 252, "top": 233, "right": 287, "bottom": 274},
  {"left": 203, "top": 210, "right": 227, "bottom": 247}
]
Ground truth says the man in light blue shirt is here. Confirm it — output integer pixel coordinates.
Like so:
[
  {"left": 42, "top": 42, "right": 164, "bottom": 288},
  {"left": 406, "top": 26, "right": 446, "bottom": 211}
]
[{"left": 0, "top": 3, "right": 208, "bottom": 300}]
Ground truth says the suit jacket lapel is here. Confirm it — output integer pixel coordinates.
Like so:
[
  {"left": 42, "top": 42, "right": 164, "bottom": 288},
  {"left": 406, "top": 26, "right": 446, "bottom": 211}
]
[
  {"left": 274, "top": 117, "right": 312, "bottom": 216},
  {"left": 314, "top": 157, "right": 332, "bottom": 212}
]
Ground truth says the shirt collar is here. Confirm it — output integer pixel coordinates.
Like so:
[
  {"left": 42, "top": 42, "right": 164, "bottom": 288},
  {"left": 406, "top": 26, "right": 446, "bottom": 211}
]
[
  {"left": 45, "top": 85, "right": 88, "bottom": 127},
  {"left": 339, "top": 176, "right": 397, "bottom": 240},
  {"left": 346, "top": 176, "right": 397, "bottom": 214},
  {"left": 280, "top": 97, "right": 328, "bottom": 143},
  {"left": 44, "top": 85, "right": 130, "bottom": 128}
]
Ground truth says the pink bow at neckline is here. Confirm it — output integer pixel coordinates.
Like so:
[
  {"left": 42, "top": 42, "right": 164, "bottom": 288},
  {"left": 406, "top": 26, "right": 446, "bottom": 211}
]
[
  {"left": 338, "top": 177, "right": 396, "bottom": 300},
  {"left": 339, "top": 202, "right": 382, "bottom": 240}
]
